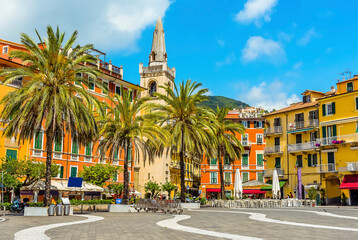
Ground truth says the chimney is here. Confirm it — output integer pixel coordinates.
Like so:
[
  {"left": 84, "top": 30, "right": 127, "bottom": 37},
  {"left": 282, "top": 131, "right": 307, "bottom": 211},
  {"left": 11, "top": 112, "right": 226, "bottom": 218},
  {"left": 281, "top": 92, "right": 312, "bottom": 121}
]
[
  {"left": 331, "top": 86, "right": 335, "bottom": 93},
  {"left": 108, "top": 60, "right": 112, "bottom": 72}
]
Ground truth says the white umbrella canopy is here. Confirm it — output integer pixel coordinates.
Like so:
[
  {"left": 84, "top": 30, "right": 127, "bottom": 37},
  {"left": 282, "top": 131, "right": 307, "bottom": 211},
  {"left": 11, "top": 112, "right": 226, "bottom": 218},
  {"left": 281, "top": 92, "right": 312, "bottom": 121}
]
[
  {"left": 234, "top": 168, "right": 243, "bottom": 199},
  {"left": 272, "top": 169, "right": 280, "bottom": 199}
]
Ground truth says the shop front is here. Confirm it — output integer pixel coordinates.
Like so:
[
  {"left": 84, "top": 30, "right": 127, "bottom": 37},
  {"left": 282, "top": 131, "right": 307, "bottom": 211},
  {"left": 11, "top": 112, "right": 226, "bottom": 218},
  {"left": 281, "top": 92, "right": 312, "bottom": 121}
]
[
  {"left": 206, "top": 188, "right": 221, "bottom": 200},
  {"left": 340, "top": 174, "right": 358, "bottom": 205}
]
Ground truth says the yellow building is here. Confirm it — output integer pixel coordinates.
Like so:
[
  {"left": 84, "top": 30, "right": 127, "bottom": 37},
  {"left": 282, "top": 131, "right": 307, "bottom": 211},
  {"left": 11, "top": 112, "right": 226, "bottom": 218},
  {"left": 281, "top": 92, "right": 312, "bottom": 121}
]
[
  {"left": 264, "top": 90, "right": 325, "bottom": 198},
  {"left": 317, "top": 76, "right": 358, "bottom": 205}
]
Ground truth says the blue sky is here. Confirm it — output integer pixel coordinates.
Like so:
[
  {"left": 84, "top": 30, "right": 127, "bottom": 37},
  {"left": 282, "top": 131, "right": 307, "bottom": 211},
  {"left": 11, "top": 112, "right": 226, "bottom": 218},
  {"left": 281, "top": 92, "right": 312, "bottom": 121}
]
[{"left": 1, "top": 0, "right": 358, "bottom": 110}]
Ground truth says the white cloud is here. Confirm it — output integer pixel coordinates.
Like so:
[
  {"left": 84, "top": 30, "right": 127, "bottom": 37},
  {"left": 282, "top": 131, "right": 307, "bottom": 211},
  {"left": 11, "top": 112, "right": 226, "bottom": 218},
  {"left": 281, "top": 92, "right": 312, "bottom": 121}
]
[
  {"left": 297, "top": 28, "right": 318, "bottom": 46},
  {"left": 241, "top": 36, "right": 285, "bottom": 63},
  {"left": 0, "top": 0, "right": 171, "bottom": 52},
  {"left": 235, "top": 0, "right": 278, "bottom": 26},
  {"left": 215, "top": 53, "right": 236, "bottom": 68},
  {"left": 239, "top": 80, "right": 300, "bottom": 111}
]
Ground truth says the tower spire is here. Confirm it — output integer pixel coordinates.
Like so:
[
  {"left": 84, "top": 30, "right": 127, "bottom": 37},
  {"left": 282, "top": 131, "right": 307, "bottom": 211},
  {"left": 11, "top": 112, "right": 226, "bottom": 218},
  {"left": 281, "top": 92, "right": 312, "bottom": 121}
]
[{"left": 149, "top": 17, "right": 167, "bottom": 64}]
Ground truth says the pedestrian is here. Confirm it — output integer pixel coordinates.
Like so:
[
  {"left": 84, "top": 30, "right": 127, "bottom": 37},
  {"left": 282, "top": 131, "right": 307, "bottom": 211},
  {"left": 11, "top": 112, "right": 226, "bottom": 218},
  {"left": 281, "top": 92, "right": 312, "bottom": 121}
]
[{"left": 289, "top": 192, "right": 293, "bottom": 198}]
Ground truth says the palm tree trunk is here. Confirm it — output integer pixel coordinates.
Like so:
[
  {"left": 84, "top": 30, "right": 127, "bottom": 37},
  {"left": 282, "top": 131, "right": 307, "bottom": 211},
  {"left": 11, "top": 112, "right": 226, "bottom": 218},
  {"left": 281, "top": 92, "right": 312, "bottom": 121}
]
[
  {"left": 218, "top": 146, "right": 226, "bottom": 200},
  {"left": 180, "top": 130, "right": 185, "bottom": 203},
  {"left": 123, "top": 139, "right": 129, "bottom": 205},
  {"left": 44, "top": 129, "right": 54, "bottom": 206}
]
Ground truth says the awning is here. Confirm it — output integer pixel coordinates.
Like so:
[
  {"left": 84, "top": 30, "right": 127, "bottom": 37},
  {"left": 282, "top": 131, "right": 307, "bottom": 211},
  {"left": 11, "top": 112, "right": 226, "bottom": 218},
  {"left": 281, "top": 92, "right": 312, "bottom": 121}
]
[
  {"left": 288, "top": 128, "right": 313, "bottom": 134},
  {"left": 243, "top": 189, "right": 266, "bottom": 194},
  {"left": 340, "top": 175, "right": 358, "bottom": 189},
  {"left": 206, "top": 188, "right": 221, "bottom": 192},
  {"left": 20, "top": 180, "right": 104, "bottom": 192},
  {"left": 261, "top": 180, "right": 287, "bottom": 191}
]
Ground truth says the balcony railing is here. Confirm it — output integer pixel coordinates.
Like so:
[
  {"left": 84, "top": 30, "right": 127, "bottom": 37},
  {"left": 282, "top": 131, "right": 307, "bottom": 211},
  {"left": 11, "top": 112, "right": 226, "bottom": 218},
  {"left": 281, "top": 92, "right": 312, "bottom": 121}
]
[
  {"left": 264, "top": 145, "right": 284, "bottom": 154},
  {"left": 241, "top": 140, "right": 251, "bottom": 147},
  {"left": 264, "top": 126, "right": 283, "bottom": 135},
  {"left": 316, "top": 133, "right": 358, "bottom": 146},
  {"left": 316, "top": 164, "right": 337, "bottom": 173},
  {"left": 347, "top": 162, "right": 358, "bottom": 171},
  {"left": 308, "top": 119, "right": 319, "bottom": 127},
  {"left": 288, "top": 141, "right": 316, "bottom": 152},
  {"left": 210, "top": 165, "right": 218, "bottom": 170},
  {"left": 263, "top": 168, "right": 284, "bottom": 177},
  {"left": 223, "top": 165, "right": 232, "bottom": 170}
]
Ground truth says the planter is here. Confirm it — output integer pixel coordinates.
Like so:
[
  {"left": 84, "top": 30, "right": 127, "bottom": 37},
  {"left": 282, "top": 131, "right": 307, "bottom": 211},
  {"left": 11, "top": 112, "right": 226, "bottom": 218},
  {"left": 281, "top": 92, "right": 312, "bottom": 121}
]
[
  {"left": 181, "top": 203, "right": 200, "bottom": 209},
  {"left": 108, "top": 204, "right": 130, "bottom": 212},
  {"left": 24, "top": 207, "right": 48, "bottom": 216}
]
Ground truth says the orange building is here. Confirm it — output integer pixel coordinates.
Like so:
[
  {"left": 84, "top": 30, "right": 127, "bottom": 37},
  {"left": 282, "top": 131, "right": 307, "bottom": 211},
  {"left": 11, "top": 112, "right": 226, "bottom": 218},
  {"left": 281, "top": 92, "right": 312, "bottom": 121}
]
[
  {"left": 0, "top": 39, "right": 144, "bottom": 198},
  {"left": 200, "top": 107, "right": 266, "bottom": 199}
]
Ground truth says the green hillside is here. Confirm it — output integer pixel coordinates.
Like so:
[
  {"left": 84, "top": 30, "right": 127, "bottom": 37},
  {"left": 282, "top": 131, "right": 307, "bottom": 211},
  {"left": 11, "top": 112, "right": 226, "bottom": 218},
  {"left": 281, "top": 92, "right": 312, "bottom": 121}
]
[{"left": 199, "top": 96, "right": 250, "bottom": 110}]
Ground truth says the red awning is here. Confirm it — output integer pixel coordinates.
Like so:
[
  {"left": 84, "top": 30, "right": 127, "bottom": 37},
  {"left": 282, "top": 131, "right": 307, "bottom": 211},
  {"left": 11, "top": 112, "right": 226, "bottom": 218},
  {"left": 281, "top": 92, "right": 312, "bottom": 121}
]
[
  {"left": 206, "top": 188, "right": 221, "bottom": 192},
  {"left": 340, "top": 175, "right": 358, "bottom": 189},
  {"left": 243, "top": 189, "right": 266, "bottom": 194}
]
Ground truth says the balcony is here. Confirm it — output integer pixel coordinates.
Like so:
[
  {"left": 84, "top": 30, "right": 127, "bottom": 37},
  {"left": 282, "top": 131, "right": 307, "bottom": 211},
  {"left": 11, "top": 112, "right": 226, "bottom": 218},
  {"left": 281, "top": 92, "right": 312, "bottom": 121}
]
[
  {"left": 241, "top": 140, "right": 251, "bottom": 147},
  {"left": 209, "top": 165, "right": 218, "bottom": 170},
  {"left": 347, "top": 162, "right": 358, "bottom": 171},
  {"left": 308, "top": 119, "right": 319, "bottom": 127},
  {"left": 264, "top": 145, "right": 284, "bottom": 154},
  {"left": 316, "top": 133, "right": 358, "bottom": 147},
  {"left": 263, "top": 168, "right": 284, "bottom": 178},
  {"left": 288, "top": 142, "right": 316, "bottom": 152},
  {"left": 264, "top": 126, "right": 283, "bottom": 136},
  {"left": 223, "top": 165, "right": 232, "bottom": 170},
  {"left": 288, "top": 120, "right": 318, "bottom": 133},
  {"left": 316, "top": 164, "right": 337, "bottom": 173}
]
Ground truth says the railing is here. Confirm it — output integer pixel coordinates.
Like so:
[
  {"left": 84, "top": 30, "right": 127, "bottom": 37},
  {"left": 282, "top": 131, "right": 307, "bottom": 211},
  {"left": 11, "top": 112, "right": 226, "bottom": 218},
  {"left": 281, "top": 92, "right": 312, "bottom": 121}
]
[
  {"left": 308, "top": 119, "right": 319, "bottom": 127},
  {"left": 288, "top": 142, "right": 316, "bottom": 152},
  {"left": 263, "top": 168, "right": 284, "bottom": 177},
  {"left": 241, "top": 140, "right": 251, "bottom": 147},
  {"left": 347, "top": 162, "right": 358, "bottom": 171},
  {"left": 223, "top": 165, "right": 232, "bottom": 170},
  {"left": 264, "top": 126, "right": 283, "bottom": 135},
  {"left": 264, "top": 145, "right": 284, "bottom": 154},
  {"left": 316, "top": 163, "right": 336, "bottom": 173},
  {"left": 295, "top": 121, "right": 305, "bottom": 129},
  {"left": 316, "top": 133, "right": 358, "bottom": 146},
  {"left": 210, "top": 165, "right": 218, "bottom": 170}
]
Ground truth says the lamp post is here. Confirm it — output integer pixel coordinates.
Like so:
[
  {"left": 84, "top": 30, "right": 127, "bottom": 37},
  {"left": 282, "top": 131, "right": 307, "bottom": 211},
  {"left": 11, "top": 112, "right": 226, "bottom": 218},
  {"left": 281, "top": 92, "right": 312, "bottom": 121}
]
[{"left": 1, "top": 171, "right": 4, "bottom": 214}]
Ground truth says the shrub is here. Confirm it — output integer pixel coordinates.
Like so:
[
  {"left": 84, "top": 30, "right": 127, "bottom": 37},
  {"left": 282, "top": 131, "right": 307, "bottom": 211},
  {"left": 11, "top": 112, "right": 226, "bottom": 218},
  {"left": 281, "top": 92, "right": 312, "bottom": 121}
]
[
  {"left": 29, "top": 202, "right": 44, "bottom": 207},
  {"left": 0, "top": 202, "right": 11, "bottom": 210}
]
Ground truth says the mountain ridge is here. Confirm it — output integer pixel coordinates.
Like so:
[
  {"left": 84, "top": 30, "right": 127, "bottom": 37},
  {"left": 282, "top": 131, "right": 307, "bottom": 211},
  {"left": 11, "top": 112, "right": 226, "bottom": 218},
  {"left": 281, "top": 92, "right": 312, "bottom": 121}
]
[{"left": 199, "top": 96, "right": 250, "bottom": 110}]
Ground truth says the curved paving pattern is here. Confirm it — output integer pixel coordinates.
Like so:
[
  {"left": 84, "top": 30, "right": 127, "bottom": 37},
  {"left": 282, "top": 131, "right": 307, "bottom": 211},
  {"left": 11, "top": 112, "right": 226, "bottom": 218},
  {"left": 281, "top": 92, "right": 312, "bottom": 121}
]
[
  {"left": 14, "top": 215, "right": 104, "bottom": 240},
  {"left": 157, "top": 214, "right": 263, "bottom": 240}
]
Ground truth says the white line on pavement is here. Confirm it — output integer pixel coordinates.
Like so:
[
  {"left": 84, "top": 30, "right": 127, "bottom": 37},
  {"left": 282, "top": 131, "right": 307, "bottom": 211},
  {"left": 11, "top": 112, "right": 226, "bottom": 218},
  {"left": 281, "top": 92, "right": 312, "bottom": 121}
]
[
  {"left": 157, "top": 214, "right": 263, "bottom": 240},
  {"left": 14, "top": 214, "right": 104, "bottom": 240},
  {"left": 0, "top": 217, "right": 5, "bottom": 223},
  {"left": 190, "top": 209, "right": 358, "bottom": 232}
]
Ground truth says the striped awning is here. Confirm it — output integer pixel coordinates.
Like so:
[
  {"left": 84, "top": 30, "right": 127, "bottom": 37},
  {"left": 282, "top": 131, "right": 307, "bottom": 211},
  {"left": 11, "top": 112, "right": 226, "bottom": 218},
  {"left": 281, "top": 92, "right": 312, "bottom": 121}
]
[{"left": 320, "top": 116, "right": 358, "bottom": 127}]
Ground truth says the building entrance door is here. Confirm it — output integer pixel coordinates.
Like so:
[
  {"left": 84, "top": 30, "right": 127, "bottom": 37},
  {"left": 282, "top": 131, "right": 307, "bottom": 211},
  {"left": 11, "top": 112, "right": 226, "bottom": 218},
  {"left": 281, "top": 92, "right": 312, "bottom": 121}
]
[{"left": 350, "top": 190, "right": 358, "bottom": 205}]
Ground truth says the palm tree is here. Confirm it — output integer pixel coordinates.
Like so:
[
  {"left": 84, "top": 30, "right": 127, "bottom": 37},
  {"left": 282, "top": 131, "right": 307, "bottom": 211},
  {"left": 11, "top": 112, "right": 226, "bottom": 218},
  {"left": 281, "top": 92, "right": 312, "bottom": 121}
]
[
  {"left": 211, "top": 107, "right": 244, "bottom": 199},
  {"left": 0, "top": 26, "right": 104, "bottom": 206},
  {"left": 97, "top": 90, "right": 167, "bottom": 204},
  {"left": 161, "top": 181, "right": 177, "bottom": 200},
  {"left": 152, "top": 80, "right": 212, "bottom": 202}
]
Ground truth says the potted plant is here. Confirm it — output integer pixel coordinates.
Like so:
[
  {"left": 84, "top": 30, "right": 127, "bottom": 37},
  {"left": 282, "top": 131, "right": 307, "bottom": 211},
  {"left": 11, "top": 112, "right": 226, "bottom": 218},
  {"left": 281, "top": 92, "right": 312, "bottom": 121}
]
[{"left": 341, "top": 193, "right": 348, "bottom": 206}]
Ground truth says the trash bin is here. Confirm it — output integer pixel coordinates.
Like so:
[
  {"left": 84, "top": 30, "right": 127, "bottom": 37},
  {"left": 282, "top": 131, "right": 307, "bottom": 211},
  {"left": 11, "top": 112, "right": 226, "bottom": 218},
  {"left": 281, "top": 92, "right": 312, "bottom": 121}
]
[
  {"left": 56, "top": 204, "right": 63, "bottom": 216},
  {"left": 48, "top": 204, "right": 55, "bottom": 216},
  {"left": 63, "top": 204, "right": 70, "bottom": 216}
]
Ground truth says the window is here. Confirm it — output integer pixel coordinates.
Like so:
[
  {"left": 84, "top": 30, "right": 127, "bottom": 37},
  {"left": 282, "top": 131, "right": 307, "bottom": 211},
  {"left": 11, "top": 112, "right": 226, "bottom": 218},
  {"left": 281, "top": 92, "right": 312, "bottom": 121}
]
[
  {"left": 59, "top": 166, "right": 64, "bottom": 178},
  {"left": 114, "top": 148, "right": 119, "bottom": 160},
  {"left": 88, "top": 77, "right": 95, "bottom": 90},
  {"left": 257, "top": 154, "right": 263, "bottom": 167},
  {"left": 115, "top": 85, "right": 121, "bottom": 96},
  {"left": 347, "top": 82, "right": 354, "bottom": 92},
  {"left": 241, "top": 121, "right": 247, "bottom": 128},
  {"left": 210, "top": 158, "right": 217, "bottom": 165},
  {"left": 72, "top": 139, "right": 79, "bottom": 154},
  {"left": 75, "top": 73, "right": 82, "bottom": 86},
  {"left": 34, "top": 132, "right": 43, "bottom": 149},
  {"left": 102, "top": 80, "right": 109, "bottom": 94},
  {"left": 70, "top": 166, "right": 77, "bottom": 178},
  {"left": 224, "top": 154, "right": 230, "bottom": 165},
  {"left": 322, "top": 102, "right": 335, "bottom": 116},
  {"left": 310, "top": 131, "right": 317, "bottom": 142},
  {"left": 225, "top": 191, "right": 231, "bottom": 199},
  {"left": 128, "top": 170, "right": 131, "bottom": 182},
  {"left": 275, "top": 157, "right": 281, "bottom": 168},
  {"left": 246, "top": 121, "right": 251, "bottom": 128},
  {"left": 322, "top": 125, "right": 337, "bottom": 139},
  {"left": 303, "top": 95, "right": 311, "bottom": 103},
  {"left": 2, "top": 46, "right": 8, "bottom": 54},
  {"left": 257, "top": 172, "right": 264, "bottom": 182},
  {"left": 242, "top": 172, "right": 249, "bottom": 182},
  {"left": 54, "top": 134, "right": 62, "bottom": 152},
  {"left": 294, "top": 113, "right": 304, "bottom": 128},
  {"left": 149, "top": 81, "right": 157, "bottom": 96},
  {"left": 274, "top": 118, "right": 281, "bottom": 126},
  {"left": 309, "top": 110, "right": 318, "bottom": 120},
  {"left": 210, "top": 172, "right": 217, "bottom": 184},
  {"left": 296, "top": 155, "right": 303, "bottom": 168},
  {"left": 242, "top": 154, "right": 248, "bottom": 167},
  {"left": 6, "top": 149, "right": 17, "bottom": 160},
  {"left": 127, "top": 147, "right": 132, "bottom": 162},
  {"left": 308, "top": 154, "right": 318, "bottom": 167},
  {"left": 356, "top": 97, "right": 358, "bottom": 110},
  {"left": 254, "top": 121, "right": 263, "bottom": 128},
  {"left": 242, "top": 134, "right": 248, "bottom": 146},
  {"left": 113, "top": 173, "right": 118, "bottom": 182},
  {"left": 85, "top": 142, "right": 92, "bottom": 156},
  {"left": 256, "top": 134, "right": 263, "bottom": 144},
  {"left": 224, "top": 172, "right": 231, "bottom": 184},
  {"left": 296, "top": 134, "right": 302, "bottom": 144}
]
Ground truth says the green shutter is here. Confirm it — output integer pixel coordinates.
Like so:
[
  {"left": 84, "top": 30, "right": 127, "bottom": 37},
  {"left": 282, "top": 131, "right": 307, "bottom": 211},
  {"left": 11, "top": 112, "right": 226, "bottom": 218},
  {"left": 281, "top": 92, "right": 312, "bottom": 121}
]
[
  {"left": 332, "top": 102, "right": 336, "bottom": 114},
  {"left": 127, "top": 147, "right": 132, "bottom": 161},
  {"left": 210, "top": 158, "right": 217, "bottom": 165},
  {"left": 322, "top": 104, "right": 326, "bottom": 116},
  {"left": 322, "top": 126, "right": 326, "bottom": 138},
  {"left": 6, "top": 149, "right": 17, "bottom": 160},
  {"left": 85, "top": 143, "right": 92, "bottom": 156},
  {"left": 332, "top": 125, "right": 337, "bottom": 137},
  {"left": 257, "top": 154, "right": 263, "bottom": 166},
  {"left": 114, "top": 149, "right": 119, "bottom": 159},
  {"left": 243, "top": 173, "right": 248, "bottom": 182},
  {"left": 34, "top": 132, "right": 43, "bottom": 149},
  {"left": 242, "top": 154, "right": 248, "bottom": 165},
  {"left": 54, "top": 134, "right": 62, "bottom": 152},
  {"left": 72, "top": 139, "right": 78, "bottom": 154},
  {"left": 113, "top": 173, "right": 118, "bottom": 182},
  {"left": 308, "top": 154, "right": 312, "bottom": 167},
  {"left": 225, "top": 172, "right": 230, "bottom": 183},
  {"left": 60, "top": 166, "right": 64, "bottom": 178},
  {"left": 356, "top": 97, "right": 358, "bottom": 110},
  {"left": 275, "top": 157, "right": 281, "bottom": 168},
  {"left": 70, "top": 167, "right": 77, "bottom": 178}
]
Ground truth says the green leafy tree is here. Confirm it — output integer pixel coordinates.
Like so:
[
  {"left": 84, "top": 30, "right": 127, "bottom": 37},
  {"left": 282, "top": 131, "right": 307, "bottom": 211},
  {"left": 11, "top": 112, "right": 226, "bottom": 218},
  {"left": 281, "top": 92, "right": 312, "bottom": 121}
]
[
  {"left": 210, "top": 107, "right": 244, "bottom": 199},
  {"left": 97, "top": 90, "right": 167, "bottom": 204},
  {"left": 108, "top": 183, "right": 124, "bottom": 196},
  {"left": 79, "top": 164, "right": 120, "bottom": 187},
  {"left": 161, "top": 181, "right": 177, "bottom": 200},
  {"left": 152, "top": 80, "right": 212, "bottom": 202},
  {"left": 144, "top": 180, "right": 161, "bottom": 199},
  {"left": 0, "top": 26, "right": 105, "bottom": 206},
  {"left": 308, "top": 187, "right": 318, "bottom": 200}
]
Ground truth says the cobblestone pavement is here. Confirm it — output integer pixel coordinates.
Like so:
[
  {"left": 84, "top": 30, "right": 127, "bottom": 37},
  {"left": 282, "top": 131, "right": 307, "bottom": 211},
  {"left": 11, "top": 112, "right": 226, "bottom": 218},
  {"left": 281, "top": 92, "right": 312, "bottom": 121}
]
[{"left": 1, "top": 207, "right": 358, "bottom": 240}]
